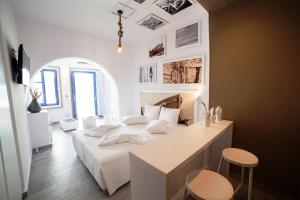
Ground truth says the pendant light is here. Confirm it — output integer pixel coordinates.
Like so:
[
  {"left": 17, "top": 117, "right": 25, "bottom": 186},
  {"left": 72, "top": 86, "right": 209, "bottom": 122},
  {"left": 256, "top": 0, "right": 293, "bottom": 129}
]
[{"left": 117, "top": 10, "right": 123, "bottom": 53}]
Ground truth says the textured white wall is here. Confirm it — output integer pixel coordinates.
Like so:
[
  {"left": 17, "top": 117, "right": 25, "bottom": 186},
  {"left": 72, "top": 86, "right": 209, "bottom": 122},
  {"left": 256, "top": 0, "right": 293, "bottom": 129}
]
[
  {"left": 31, "top": 58, "right": 119, "bottom": 122},
  {"left": 131, "top": 9, "right": 210, "bottom": 119},
  {"left": 0, "top": 0, "right": 31, "bottom": 194},
  {"left": 16, "top": 5, "right": 209, "bottom": 120},
  {"left": 16, "top": 16, "right": 137, "bottom": 118}
]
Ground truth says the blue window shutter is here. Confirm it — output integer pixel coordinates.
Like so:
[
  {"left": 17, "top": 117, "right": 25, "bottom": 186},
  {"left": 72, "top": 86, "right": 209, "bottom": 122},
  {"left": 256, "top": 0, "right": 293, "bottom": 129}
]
[{"left": 39, "top": 68, "right": 60, "bottom": 107}]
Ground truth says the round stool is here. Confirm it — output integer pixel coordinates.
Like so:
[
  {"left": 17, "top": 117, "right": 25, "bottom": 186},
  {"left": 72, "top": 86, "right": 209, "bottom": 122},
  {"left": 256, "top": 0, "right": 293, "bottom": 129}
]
[
  {"left": 184, "top": 169, "right": 234, "bottom": 200},
  {"left": 217, "top": 148, "right": 259, "bottom": 200}
]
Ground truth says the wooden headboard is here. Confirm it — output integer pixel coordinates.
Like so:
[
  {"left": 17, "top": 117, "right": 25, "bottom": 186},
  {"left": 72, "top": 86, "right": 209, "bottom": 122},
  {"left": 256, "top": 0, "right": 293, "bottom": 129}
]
[
  {"left": 154, "top": 94, "right": 182, "bottom": 108},
  {"left": 140, "top": 92, "right": 197, "bottom": 126}
]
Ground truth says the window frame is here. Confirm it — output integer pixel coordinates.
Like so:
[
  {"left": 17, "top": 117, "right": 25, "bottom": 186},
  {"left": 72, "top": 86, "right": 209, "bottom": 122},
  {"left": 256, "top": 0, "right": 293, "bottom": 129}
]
[{"left": 35, "top": 68, "right": 61, "bottom": 108}]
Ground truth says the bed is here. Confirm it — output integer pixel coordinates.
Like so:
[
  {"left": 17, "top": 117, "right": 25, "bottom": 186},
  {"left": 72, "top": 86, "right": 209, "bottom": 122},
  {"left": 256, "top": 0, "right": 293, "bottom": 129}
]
[{"left": 72, "top": 92, "right": 198, "bottom": 195}]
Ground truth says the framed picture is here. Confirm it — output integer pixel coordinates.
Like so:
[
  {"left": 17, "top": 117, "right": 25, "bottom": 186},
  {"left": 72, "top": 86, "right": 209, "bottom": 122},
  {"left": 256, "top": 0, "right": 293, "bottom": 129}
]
[
  {"left": 133, "top": 0, "right": 146, "bottom": 4},
  {"left": 137, "top": 14, "right": 168, "bottom": 30},
  {"left": 139, "top": 63, "right": 157, "bottom": 83},
  {"left": 175, "top": 22, "right": 200, "bottom": 48},
  {"left": 154, "top": 0, "right": 193, "bottom": 15},
  {"left": 163, "top": 55, "right": 204, "bottom": 84},
  {"left": 149, "top": 37, "right": 166, "bottom": 58}
]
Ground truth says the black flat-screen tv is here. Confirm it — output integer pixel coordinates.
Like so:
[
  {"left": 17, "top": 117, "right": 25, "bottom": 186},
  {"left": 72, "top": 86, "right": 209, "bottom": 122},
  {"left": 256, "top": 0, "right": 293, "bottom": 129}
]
[{"left": 16, "top": 44, "right": 30, "bottom": 86}]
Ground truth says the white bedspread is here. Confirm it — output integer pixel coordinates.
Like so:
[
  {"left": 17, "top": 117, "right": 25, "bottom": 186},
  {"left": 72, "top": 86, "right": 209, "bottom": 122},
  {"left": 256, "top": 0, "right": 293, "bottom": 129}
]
[
  {"left": 72, "top": 123, "right": 183, "bottom": 195},
  {"left": 83, "top": 124, "right": 120, "bottom": 138},
  {"left": 98, "top": 133, "right": 153, "bottom": 146}
]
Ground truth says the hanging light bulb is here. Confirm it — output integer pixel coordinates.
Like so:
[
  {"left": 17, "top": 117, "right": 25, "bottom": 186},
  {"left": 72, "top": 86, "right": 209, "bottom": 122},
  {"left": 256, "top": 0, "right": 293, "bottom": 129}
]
[
  {"left": 117, "top": 10, "right": 123, "bottom": 53},
  {"left": 117, "top": 44, "right": 122, "bottom": 53}
]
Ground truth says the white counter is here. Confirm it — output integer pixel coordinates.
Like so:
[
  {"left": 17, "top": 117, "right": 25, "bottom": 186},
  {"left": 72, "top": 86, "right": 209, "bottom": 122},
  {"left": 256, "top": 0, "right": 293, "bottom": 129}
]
[{"left": 129, "top": 120, "right": 233, "bottom": 200}]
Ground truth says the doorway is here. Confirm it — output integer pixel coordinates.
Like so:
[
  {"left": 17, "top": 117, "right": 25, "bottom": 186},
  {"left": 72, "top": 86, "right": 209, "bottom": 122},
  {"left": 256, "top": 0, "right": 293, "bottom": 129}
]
[{"left": 71, "top": 70, "right": 99, "bottom": 119}]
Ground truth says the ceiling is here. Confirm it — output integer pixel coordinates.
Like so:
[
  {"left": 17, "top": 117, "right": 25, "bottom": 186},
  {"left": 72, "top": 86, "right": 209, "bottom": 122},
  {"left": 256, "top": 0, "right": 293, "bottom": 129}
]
[
  {"left": 196, "top": 0, "right": 238, "bottom": 12},
  {"left": 12, "top": 0, "right": 207, "bottom": 43}
]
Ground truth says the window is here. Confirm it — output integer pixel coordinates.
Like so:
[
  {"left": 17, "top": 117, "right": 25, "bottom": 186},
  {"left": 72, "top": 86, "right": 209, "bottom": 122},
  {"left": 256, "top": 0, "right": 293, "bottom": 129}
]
[{"left": 34, "top": 68, "right": 60, "bottom": 107}]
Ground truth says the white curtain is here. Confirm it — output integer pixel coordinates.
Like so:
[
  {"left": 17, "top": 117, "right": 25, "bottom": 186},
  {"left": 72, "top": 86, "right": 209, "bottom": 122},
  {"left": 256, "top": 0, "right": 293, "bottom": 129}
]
[{"left": 96, "top": 71, "right": 111, "bottom": 117}]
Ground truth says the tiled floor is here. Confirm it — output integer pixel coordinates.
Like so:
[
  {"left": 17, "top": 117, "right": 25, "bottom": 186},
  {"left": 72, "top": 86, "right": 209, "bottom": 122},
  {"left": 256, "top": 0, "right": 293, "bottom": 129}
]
[{"left": 25, "top": 125, "right": 130, "bottom": 200}]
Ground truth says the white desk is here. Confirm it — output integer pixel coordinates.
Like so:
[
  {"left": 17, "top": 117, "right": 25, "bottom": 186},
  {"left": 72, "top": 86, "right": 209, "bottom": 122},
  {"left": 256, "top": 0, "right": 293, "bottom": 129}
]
[{"left": 129, "top": 120, "right": 233, "bottom": 200}]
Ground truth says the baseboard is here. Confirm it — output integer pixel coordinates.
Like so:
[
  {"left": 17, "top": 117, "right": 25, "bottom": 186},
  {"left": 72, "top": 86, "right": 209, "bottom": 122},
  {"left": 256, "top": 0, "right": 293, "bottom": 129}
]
[{"left": 230, "top": 171, "right": 294, "bottom": 200}]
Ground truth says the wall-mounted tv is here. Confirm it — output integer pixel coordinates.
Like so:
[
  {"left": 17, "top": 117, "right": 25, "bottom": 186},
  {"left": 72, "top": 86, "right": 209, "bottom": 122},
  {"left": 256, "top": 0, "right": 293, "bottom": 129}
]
[{"left": 16, "top": 44, "right": 30, "bottom": 86}]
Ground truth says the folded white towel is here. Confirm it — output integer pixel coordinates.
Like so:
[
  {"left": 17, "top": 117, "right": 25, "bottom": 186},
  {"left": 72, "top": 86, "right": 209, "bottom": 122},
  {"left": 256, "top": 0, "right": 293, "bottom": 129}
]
[
  {"left": 98, "top": 133, "right": 153, "bottom": 146},
  {"left": 84, "top": 124, "right": 120, "bottom": 138}
]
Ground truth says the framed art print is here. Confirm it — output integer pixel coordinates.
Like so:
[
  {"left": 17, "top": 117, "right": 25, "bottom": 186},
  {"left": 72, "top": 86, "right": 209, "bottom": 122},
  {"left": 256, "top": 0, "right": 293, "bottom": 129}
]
[
  {"left": 149, "top": 37, "right": 166, "bottom": 58},
  {"left": 163, "top": 55, "right": 204, "bottom": 84},
  {"left": 137, "top": 14, "right": 168, "bottom": 30},
  {"left": 139, "top": 63, "right": 157, "bottom": 83},
  {"left": 175, "top": 22, "right": 200, "bottom": 49},
  {"left": 155, "top": 0, "right": 193, "bottom": 15}
]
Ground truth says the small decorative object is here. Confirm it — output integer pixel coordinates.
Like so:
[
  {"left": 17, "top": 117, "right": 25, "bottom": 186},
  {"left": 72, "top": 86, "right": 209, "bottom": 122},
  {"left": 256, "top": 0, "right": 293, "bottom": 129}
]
[
  {"left": 139, "top": 63, "right": 157, "bottom": 83},
  {"left": 210, "top": 107, "right": 216, "bottom": 124},
  {"left": 201, "top": 101, "right": 210, "bottom": 127},
  {"left": 163, "top": 55, "right": 204, "bottom": 84},
  {"left": 28, "top": 89, "right": 42, "bottom": 113},
  {"left": 216, "top": 106, "right": 223, "bottom": 121},
  {"left": 154, "top": 0, "right": 193, "bottom": 15},
  {"left": 137, "top": 14, "right": 168, "bottom": 30},
  {"left": 205, "top": 112, "right": 210, "bottom": 127},
  {"left": 176, "top": 22, "right": 200, "bottom": 48},
  {"left": 149, "top": 37, "right": 166, "bottom": 58}
]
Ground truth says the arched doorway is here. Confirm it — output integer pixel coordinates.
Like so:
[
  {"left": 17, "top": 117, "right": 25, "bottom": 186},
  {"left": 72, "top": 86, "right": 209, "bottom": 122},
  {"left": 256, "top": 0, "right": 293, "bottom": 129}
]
[{"left": 30, "top": 57, "right": 119, "bottom": 122}]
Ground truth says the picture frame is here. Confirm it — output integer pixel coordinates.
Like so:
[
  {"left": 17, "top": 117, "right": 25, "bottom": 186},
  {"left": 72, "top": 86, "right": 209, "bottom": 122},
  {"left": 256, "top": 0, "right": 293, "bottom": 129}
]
[
  {"left": 154, "top": 0, "right": 194, "bottom": 15},
  {"left": 139, "top": 63, "right": 157, "bottom": 83},
  {"left": 149, "top": 37, "right": 166, "bottom": 58},
  {"left": 175, "top": 21, "right": 201, "bottom": 49},
  {"left": 162, "top": 55, "right": 204, "bottom": 85},
  {"left": 137, "top": 14, "right": 168, "bottom": 30}
]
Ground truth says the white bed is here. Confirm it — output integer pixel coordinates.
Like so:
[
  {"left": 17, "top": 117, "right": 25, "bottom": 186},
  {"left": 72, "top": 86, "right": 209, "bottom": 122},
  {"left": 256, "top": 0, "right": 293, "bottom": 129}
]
[{"left": 72, "top": 123, "right": 184, "bottom": 195}]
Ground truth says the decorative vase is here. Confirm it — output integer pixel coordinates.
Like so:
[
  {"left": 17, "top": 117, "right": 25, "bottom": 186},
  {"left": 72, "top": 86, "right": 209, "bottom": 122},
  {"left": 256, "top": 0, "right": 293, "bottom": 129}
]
[
  {"left": 28, "top": 99, "right": 41, "bottom": 113},
  {"left": 216, "top": 113, "right": 222, "bottom": 121},
  {"left": 211, "top": 114, "right": 216, "bottom": 123},
  {"left": 216, "top": 106, "right": 223, "bottom": 122}
]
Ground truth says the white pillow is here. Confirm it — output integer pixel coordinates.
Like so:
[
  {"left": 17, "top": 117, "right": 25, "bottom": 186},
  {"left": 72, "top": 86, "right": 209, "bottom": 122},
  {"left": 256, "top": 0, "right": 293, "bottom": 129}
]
[
  {"left": 122, "top": 115, "right": 148, "bottom": 125},
  {"left": 144, "top": 105, "right": 161, "bottom": 120},
  {"left": 159, "top": 107, "right": 180, "bottom": 126},
  {"left": 145, "top": 120, "right": 168, "bottom": 134}
]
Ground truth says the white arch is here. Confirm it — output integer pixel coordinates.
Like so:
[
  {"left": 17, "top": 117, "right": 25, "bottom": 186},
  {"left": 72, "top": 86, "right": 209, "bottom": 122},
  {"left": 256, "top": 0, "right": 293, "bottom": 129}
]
[{"left": 31, "top": 57, "right": 119, "bottom": 119}]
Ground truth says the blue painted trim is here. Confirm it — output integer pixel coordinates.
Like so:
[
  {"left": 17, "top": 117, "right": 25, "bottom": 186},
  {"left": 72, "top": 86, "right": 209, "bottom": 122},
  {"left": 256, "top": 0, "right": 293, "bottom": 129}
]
[
  {"left": 71, "top": 70, "right": 99, "bottom": 120},
  {"left": 38, "top": 69, "right": 60, "bottom": 107},
  {"left": 71, "top": 71, "right": 77, "bottom": 119}
]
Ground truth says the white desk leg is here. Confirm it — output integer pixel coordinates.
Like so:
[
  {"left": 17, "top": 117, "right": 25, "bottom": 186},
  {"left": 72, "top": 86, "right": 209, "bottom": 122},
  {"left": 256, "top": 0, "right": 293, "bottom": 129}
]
[{"left": 248, "top": 167, "right": 253, "bottom": 200}]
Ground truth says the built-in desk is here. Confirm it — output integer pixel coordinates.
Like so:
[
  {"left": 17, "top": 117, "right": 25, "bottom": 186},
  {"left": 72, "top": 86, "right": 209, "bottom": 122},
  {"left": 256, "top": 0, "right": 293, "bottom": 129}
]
[{"left": 129, "top": 120, "right": 233, "bottom": 200}]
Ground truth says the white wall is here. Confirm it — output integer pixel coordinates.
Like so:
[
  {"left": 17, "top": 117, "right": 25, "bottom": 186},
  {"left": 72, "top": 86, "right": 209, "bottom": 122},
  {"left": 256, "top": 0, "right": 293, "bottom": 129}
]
[
  {"left": 0, "top": 0, "right": 31, "bottom": 194},
  {"left": 16, "top": 16, "right": 137, "bottom": 118},
  {"left": 131, "top": 8, "right": 210, "bottom": 118}
]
